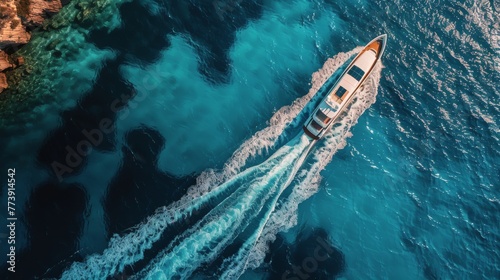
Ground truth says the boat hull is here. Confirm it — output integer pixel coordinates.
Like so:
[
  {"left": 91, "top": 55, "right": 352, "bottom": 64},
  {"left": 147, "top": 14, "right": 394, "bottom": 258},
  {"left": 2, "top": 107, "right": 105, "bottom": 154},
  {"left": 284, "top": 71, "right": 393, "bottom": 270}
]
[{"left": 303, "top": 34, "right": 387, "bottom": 140}]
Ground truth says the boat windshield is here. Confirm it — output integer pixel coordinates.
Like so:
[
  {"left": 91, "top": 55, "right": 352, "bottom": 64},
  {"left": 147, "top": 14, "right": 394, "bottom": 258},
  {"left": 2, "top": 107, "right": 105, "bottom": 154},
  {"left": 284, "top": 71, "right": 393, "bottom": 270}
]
[
  {"left": 316, "top": 110, "right": 332, "bottom": 124},
  {"left": 310, "top": 120, "right": 323, "bottom": 131}
]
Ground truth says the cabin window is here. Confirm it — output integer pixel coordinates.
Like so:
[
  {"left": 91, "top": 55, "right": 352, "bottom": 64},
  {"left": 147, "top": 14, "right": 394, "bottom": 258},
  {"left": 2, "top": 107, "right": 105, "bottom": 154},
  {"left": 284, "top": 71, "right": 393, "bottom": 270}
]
[
  {"left": 348, "top": 65, "right": 365, "bottom": 81},
  {"left": 310, "top": 120, "right": 323, "bottom": 131},
  {"left": 316, "top": 110, "right": 332, "bottom": 124},
  {"left": 335, "top": 86, "right": 348, "bottom": 98}
]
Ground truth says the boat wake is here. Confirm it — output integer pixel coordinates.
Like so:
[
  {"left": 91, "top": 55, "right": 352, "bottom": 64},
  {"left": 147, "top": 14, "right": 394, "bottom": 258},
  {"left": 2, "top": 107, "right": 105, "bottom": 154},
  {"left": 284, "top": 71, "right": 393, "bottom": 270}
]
[
  {"left": 61, "top": 47, "right": 382, "bottom": 280},
  {"left": 136, "top": 134, "right": 313, "bottom": 279}
]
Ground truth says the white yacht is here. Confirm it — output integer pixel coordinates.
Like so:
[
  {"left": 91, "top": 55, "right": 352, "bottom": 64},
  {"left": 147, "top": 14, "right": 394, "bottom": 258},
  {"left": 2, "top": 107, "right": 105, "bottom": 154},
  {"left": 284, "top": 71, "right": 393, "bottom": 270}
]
[{"left": 303, "top": 34, "right": 387, "bottom": 140}]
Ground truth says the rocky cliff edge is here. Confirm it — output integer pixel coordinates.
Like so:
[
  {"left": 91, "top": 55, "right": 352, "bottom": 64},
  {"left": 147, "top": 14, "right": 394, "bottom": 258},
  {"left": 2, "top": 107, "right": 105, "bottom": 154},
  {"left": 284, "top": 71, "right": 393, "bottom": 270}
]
[{"left": 0, "top": 0, "right": 63, "bottom": 92}]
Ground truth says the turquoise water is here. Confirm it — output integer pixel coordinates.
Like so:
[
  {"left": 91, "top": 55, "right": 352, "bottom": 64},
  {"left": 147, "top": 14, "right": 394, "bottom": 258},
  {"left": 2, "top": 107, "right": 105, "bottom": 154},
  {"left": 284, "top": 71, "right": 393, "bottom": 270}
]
[{"left": 0, "top": 0, "right": 498, "bottom": 279}]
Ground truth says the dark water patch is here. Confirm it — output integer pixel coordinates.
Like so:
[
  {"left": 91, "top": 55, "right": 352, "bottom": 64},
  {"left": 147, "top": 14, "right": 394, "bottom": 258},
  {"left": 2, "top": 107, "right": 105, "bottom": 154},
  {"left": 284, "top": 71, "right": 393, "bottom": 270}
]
[
  {"left": 163, "top": 0, "right": 264, "bottom": 83},
  {"left": 423, "top": 264, "right": 438, "bottom": 280},
  {"left": 89, "top": 1, "right": 171, "bottom": 63},
  {"left": 36, "top": 57, "right": 134, "bottom": 179},
  {"left": 264, "top": 227, "right": 345, "bottom": 280},
  {"left": 0, "top": 181, "right": 87, "bottom": 279},
  {"left": 102, "top": 126, "right": 199, "bottom": 277},
  {"left": 103, "top": 126, "right": 196, "bottom": 235}
]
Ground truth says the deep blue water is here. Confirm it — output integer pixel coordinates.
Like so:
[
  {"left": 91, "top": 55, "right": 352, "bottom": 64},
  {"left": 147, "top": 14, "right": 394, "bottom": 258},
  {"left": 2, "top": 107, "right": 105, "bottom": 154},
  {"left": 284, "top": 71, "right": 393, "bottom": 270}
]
[{"left": 0, "top": 0, "right": 499, "bottom": 279}]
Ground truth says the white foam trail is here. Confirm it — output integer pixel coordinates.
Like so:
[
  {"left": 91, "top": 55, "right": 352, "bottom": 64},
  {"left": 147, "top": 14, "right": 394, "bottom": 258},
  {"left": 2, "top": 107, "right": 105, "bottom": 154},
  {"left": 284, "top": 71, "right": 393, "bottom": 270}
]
[
  {"left": 219, "top": 135, "right": 314, "bottom": 280},
  {"left": 60, "top": 49, "right": 360, "bottom": 280},
  {"left": 247, "top": 62, "right": 383, "bottom": 270},
  {"left": 61, "top": 153, "right": 269, "bottom": 279},
  {"left": 137, "top": 135, "right": 311, "bottom": 279}
]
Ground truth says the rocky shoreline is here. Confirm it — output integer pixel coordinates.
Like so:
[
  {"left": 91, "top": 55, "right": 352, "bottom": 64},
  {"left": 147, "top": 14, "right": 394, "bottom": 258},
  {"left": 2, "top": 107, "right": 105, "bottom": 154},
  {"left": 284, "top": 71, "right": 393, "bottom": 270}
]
[{"left": 0, "top": 0, "right": 63, "bottom": 92}]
